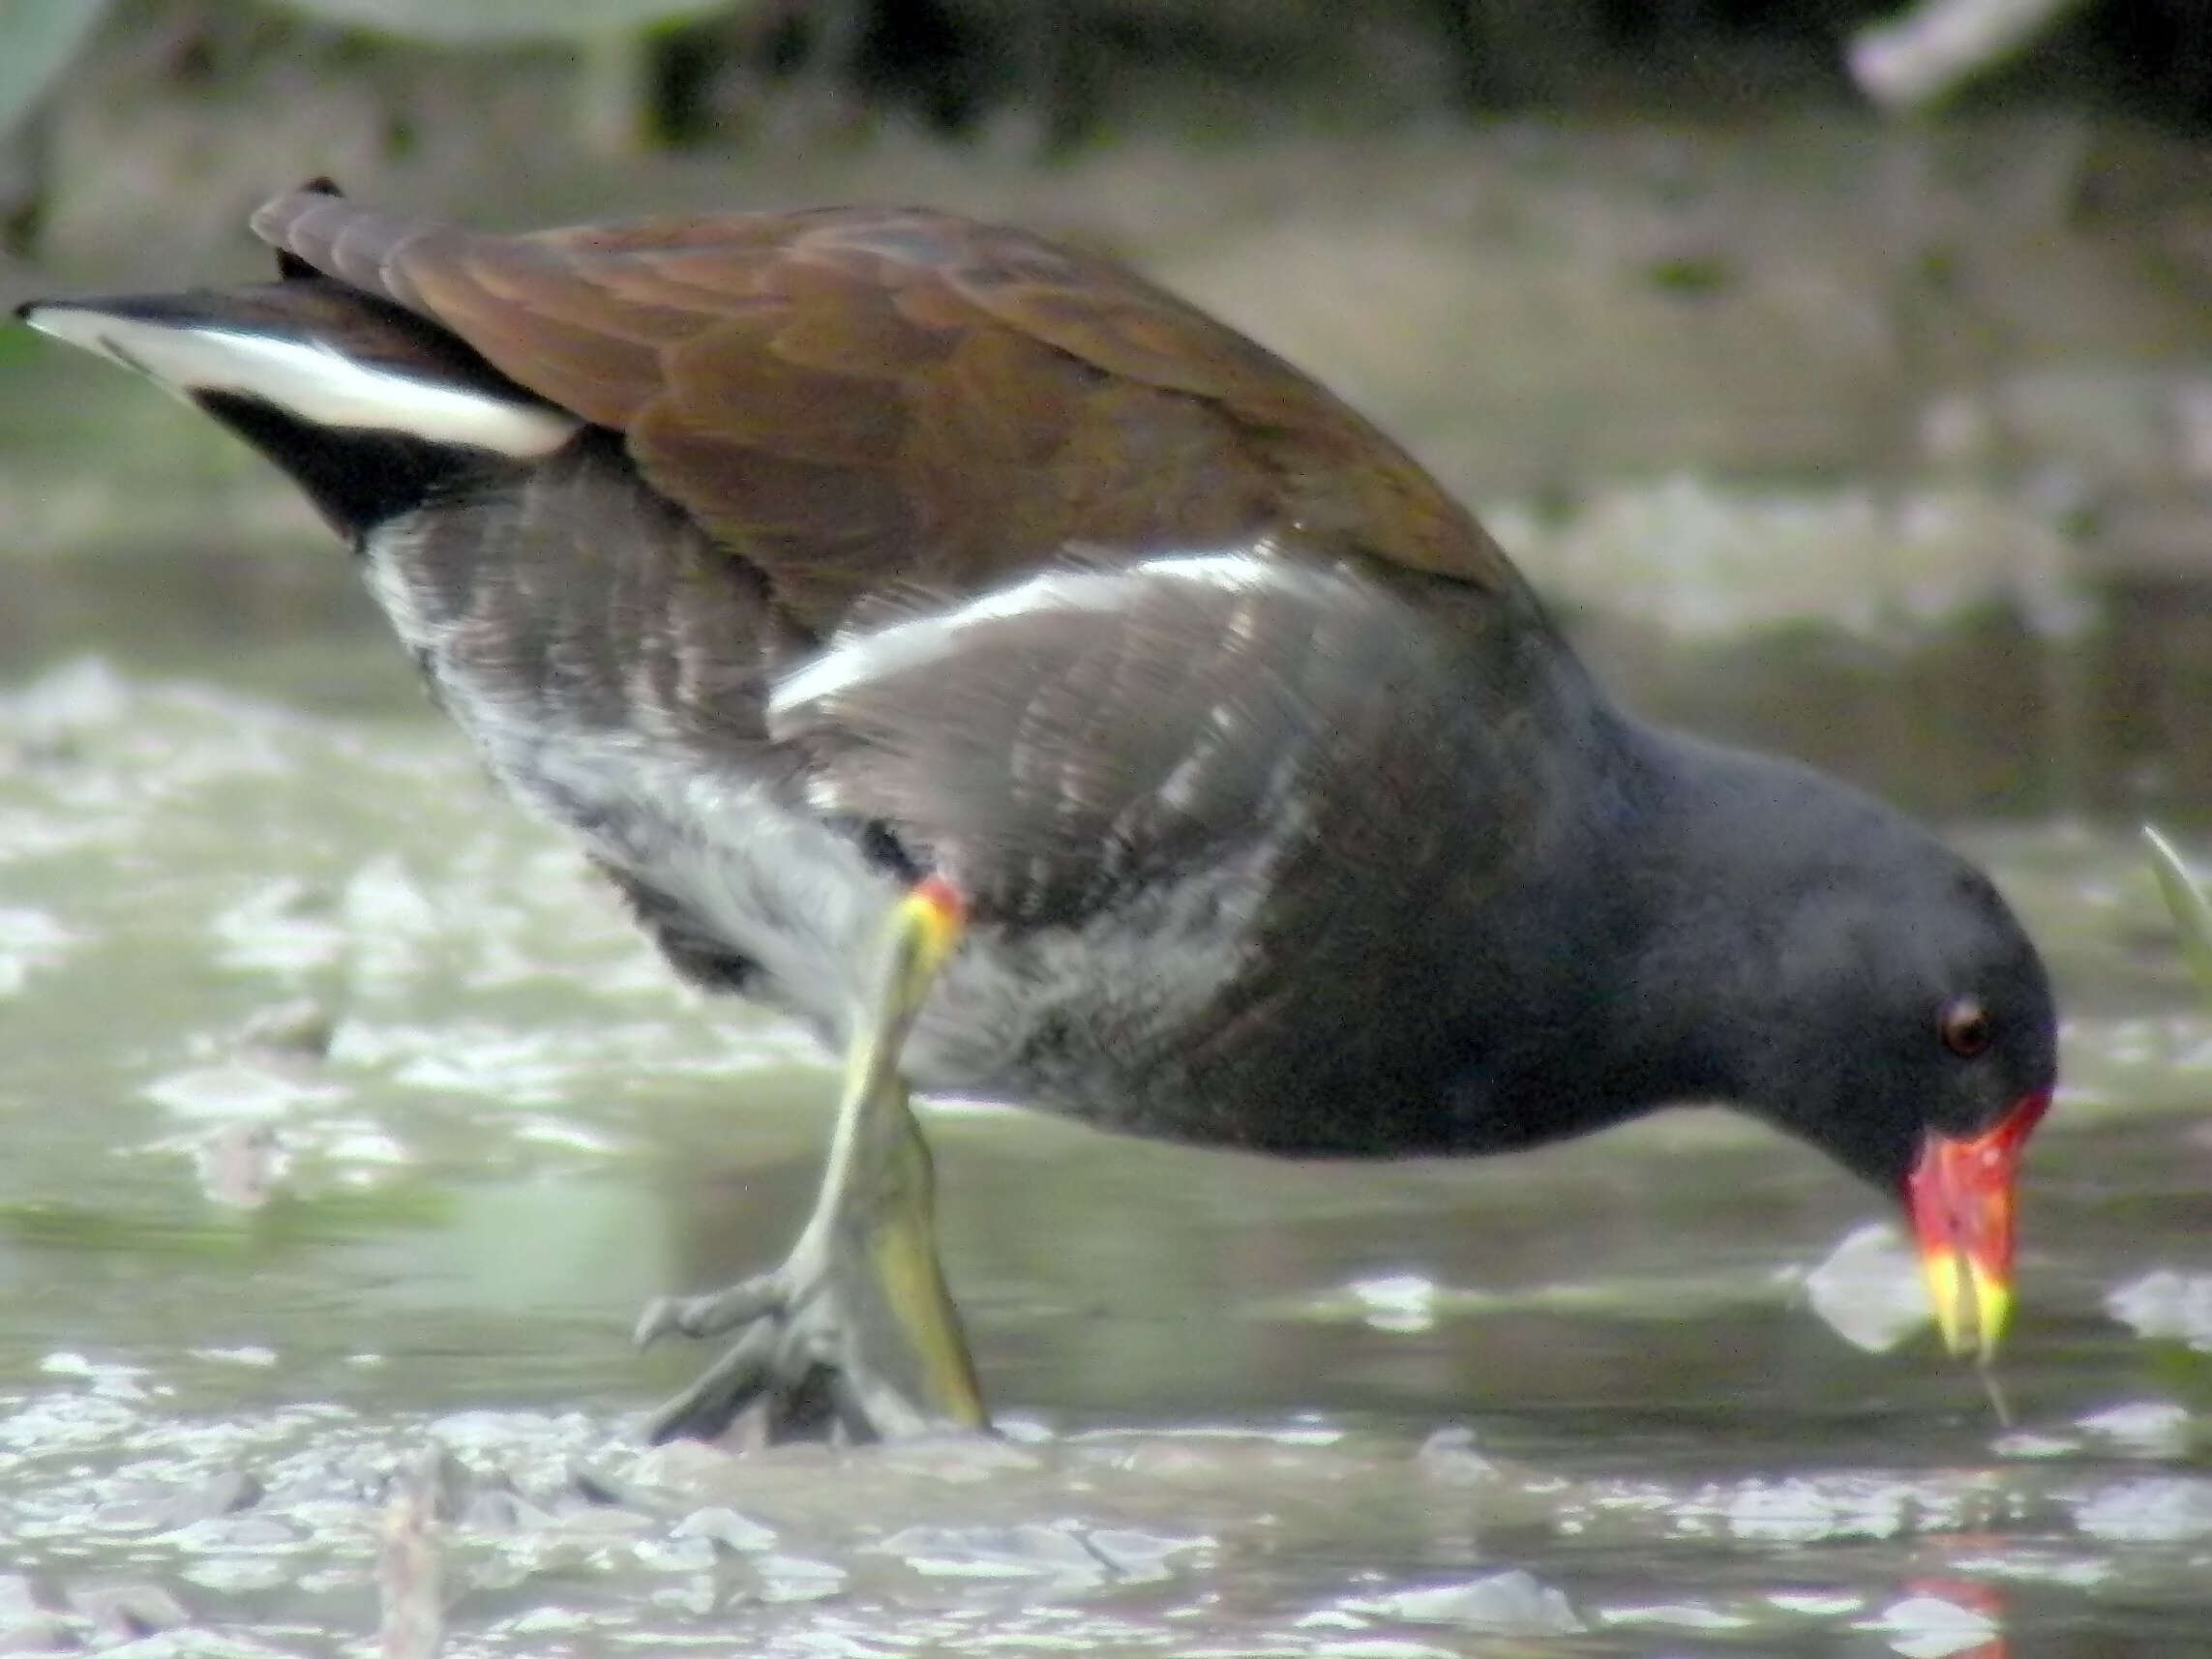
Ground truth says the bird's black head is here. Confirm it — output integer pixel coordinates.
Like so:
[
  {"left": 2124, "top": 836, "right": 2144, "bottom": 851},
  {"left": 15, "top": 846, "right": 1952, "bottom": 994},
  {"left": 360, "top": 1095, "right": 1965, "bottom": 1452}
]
[
  {"left": 1749, "top": 843, "right": 2050, "bottom": 1158},
  {"left": 1630, "top": 731, "right": 2057, "bottom": 1357}
]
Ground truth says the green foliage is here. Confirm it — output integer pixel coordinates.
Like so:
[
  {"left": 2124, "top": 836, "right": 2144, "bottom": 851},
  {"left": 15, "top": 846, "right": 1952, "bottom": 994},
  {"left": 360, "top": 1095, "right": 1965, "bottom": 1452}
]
[
  {"left": 0, "top": 1179, "right": 452, "bottom": 1257},
  {"left": 266, "top": 0, "right": 736, "bottom": 44},
  {"left": 1644, "top": 254, "right": 1735, "bottom": 297},
  {"left": 2144, "top": 825, "right": 2212, "bottom": 1005},
  {"left": 0, "top": 0, "right": 111, "bottom": 136}
]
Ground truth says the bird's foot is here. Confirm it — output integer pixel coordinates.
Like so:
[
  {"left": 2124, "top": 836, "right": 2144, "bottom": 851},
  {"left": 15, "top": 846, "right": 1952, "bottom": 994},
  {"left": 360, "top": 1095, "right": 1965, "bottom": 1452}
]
[
  {"left": 637, "top": 877, "right": 989, "bottom": 1447},
  {"left": 636, "top": 1265, "right": 834, "bottom": 1445},
  {"left": 635, "top": 1244, "right": 898, "bottom": 1446},
  {"left": 634, "top": 1152, "right": 982, "bottom": 1446}
]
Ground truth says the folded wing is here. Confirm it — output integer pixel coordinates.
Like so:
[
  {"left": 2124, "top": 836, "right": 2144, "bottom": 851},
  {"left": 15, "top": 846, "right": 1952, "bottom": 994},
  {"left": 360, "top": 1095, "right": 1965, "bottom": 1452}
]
[{"left": 767, "top": 545, "right": 1527, "bottom": 930}]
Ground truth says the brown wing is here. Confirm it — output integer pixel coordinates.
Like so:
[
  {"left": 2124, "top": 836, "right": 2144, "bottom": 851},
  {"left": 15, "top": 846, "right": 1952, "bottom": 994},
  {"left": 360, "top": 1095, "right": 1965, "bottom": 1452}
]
[{"left": 249, "top": 190, "right": 1522, "bottom": 637}]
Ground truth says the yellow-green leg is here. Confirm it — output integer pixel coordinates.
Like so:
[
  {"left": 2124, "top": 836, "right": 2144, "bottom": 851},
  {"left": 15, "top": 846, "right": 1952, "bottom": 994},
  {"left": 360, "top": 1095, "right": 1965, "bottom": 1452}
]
[{"left": 637, "top": 878, "right": 988, "bottom": 1443}]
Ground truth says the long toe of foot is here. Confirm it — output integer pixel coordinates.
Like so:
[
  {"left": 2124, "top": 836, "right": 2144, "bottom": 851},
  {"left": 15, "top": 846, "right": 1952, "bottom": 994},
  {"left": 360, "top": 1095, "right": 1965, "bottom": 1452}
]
[
  {"left": 634, "top": 1273, "right": 788, "bottom": 1348},
  {"left": 642, "top": 1314, "right": 847, "bottom": 1445},
  {"left": 636, "top": 1267, "right": 955, "bottom": 1445}
]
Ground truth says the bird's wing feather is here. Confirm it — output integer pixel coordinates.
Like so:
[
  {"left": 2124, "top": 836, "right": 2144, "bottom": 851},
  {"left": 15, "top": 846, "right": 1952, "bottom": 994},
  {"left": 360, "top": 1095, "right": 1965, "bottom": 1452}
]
[
  {"left": 248, "top": 193, "right": 1523, "bottom": 638},
  {"left": 765, "top": 547, "right": 1525, "bottom": 927}
]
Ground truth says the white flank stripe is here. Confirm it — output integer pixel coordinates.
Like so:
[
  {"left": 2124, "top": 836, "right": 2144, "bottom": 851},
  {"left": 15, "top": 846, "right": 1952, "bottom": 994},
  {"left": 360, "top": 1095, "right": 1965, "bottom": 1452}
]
[
  {"left": 770, "top": 541, "right": 1320, "bottom": 716},
  {"left": 23, "top": 307, "right": 580, "bottom": 458}
]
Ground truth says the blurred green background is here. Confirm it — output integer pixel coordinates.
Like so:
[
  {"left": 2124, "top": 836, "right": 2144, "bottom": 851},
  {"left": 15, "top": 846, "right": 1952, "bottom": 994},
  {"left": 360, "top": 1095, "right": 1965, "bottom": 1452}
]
[{"left": 6, "top": 0, "right": 2212, "bottom": 821}]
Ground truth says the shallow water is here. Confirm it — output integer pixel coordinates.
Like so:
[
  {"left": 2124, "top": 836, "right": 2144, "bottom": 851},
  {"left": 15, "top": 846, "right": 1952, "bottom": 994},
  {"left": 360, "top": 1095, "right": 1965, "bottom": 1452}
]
[{"left": 2, "top": 628, "right": 2211, "bottom": 1653}]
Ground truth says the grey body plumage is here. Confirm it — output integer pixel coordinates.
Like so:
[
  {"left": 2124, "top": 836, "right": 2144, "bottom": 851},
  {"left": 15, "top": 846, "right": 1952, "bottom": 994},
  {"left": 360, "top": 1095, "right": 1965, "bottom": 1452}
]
[{"left": 365, "top": 437, "right": 1597, "bottom": 1154}]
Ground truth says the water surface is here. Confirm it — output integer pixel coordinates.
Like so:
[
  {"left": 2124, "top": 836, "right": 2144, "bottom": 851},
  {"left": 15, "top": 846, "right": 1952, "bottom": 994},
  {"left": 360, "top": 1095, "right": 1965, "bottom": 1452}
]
[{"left": 0, "top": 605, "right": 2207, "bottom": 1656}]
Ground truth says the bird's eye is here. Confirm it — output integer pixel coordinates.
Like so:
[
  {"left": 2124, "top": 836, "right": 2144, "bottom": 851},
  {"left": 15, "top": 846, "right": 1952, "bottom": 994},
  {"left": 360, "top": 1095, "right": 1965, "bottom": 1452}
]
[{"left": 1939, "top": 997, "right": 1993, "bottom": 1058}]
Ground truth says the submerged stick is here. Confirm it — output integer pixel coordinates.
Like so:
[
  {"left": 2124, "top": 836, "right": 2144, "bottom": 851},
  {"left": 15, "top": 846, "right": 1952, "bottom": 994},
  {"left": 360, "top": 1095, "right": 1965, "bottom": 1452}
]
[{"left": 379, "top": 1448, "right": 444, "bottom": 1659}]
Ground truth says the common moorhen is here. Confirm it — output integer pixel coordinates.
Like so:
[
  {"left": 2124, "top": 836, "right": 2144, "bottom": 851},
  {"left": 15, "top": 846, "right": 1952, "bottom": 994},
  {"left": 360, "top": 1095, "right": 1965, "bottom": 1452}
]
[{"left": 16, "top": 185, "right": 2056, "bottom": 1443}]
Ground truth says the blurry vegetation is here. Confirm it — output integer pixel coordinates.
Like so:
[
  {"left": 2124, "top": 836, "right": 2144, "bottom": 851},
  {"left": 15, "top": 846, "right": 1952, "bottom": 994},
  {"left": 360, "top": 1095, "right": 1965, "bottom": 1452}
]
[
  {"left": 2144, "top": 826, "right": 2212, "bottom": 1005},
  {"left": 269, "top": 0, "right": 731, "bottom": 39},
  {"left": 0, "top": 0, "right": 111, "bottom": 253},
  {"left": 0, "top": 0, "right": 110, "bottom": 136},
  {"left": 265, "top": 0, "right": 739, "bottom": 152},
  {"left": 2, "top": 0, "right": 2211, "bottom": 240}
]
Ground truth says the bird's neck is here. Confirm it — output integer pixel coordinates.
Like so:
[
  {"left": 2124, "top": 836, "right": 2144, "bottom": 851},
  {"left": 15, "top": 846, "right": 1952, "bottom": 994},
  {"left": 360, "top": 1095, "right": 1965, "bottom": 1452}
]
[{"left": 1436, "top": 714, "right": 1827, "bottom": 1153}]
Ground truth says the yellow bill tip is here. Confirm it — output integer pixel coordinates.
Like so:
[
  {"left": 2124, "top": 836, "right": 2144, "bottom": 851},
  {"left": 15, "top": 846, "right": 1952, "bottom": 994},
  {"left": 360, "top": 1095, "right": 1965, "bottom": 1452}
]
[
  {"left": 1917, "top": 1244, "right": 2012, "bottom": 1359},
  {"left": 1967, "top": 1255, "right": 2012, "bottom": 1357},
  {"left": 1921, "top": 1245, "right": 1972, "bottom": 1356}
]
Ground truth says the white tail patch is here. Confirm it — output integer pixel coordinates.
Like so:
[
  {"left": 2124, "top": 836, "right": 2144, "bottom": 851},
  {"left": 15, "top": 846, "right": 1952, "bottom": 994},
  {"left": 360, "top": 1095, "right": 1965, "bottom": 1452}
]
[
  {"left": 769, "top": 542, "right": 1312, "bottom": 718},
  {"left": 22, "top": 305, "right": 580, "bottom": 459}
]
